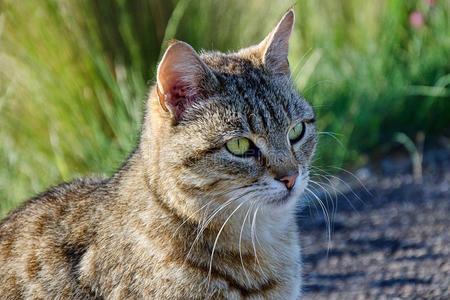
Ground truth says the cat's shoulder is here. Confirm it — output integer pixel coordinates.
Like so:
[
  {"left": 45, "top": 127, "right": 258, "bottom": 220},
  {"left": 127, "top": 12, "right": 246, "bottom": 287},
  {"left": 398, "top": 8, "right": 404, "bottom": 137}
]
[
  {"left": 0, "top": 177, "right": 106, "bottom": 228},
  {"left": 33, "top": 176, "right": 106, "bottom": 202}
]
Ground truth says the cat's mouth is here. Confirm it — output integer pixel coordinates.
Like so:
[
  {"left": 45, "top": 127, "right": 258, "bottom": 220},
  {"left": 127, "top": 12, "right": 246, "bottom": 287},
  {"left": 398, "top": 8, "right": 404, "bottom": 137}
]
[{"left": 267, "top": 173, "right": 308, "bottom": 206}]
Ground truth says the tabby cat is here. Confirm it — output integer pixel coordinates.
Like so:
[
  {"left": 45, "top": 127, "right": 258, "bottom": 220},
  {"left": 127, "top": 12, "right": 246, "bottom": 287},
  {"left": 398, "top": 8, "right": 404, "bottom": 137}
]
[{"left": 0, "top": 9, "right": 316, "bottom": 299}]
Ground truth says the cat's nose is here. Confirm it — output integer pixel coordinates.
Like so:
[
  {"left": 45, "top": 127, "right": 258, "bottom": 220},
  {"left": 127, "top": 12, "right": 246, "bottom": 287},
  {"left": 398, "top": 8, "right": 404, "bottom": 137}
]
[{"left": 277, "top": 172, "right": 299, "bottom": 190}]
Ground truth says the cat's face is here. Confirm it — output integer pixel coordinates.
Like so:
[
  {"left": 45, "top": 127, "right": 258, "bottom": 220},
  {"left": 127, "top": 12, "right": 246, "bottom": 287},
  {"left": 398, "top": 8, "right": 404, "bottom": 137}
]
[{"left": 149, "top": 10, "right": 315, "bottom": 212}]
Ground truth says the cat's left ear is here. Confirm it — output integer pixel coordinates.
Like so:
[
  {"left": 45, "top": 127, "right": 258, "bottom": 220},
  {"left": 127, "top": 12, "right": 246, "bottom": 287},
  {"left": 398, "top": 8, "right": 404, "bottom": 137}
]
[
  {"left": 258, "top": 8, "right": 295, "bottom": 76},
  {"left": 156, "top": 41, "right": 218, "bottom": 122}
]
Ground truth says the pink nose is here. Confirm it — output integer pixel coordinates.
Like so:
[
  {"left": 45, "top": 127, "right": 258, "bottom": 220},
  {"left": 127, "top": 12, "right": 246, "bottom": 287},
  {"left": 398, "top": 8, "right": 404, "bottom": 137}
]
[{"left": 278, "top": 173, "right": 299, "bottom": 190}]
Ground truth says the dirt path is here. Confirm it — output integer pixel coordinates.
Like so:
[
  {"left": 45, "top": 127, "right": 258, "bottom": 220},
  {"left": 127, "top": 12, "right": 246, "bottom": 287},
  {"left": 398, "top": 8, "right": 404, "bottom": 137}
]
[{"left": 299, "top": 149, "right": 450, "bottom": 299}]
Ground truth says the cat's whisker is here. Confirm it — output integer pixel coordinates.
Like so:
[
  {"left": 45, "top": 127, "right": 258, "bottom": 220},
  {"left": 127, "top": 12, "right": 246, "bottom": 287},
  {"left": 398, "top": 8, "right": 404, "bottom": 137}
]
[
  {"left": 184, "top": 189, "right": 254, "bottom": 265},
  {"left": 308, "top": 179, "right": 335, "bottom": 204},
  {"left": 308, "top": 179, "right": 337, "bottom": 224},
  {"left": 239, "top": 202, "right": 253, "bottom": 285},
  {"left": 207, "top": 199, "right": 249, "bottom": 287},
  {"left": 172, "top": 186, "right": 241, "bottom": 238},
  {"left": 302, "top": 79, "right": 335, "bottom": 94},
  {"left": 308, "top": 175, "right": 340, "bottom": 215},
  {"left": 315, "top": 172, "right": 361, "bottom": 216},
  {"left": 311, "top": 166, "right": 367, "bottom": 209},
  {"left": 251, "top": 203, "right": 266, "bottom": 279},
  {"left": 317, "top": 131, "right": 344, "bottom": 148},
  {"left": 183, "top": 198, "right": 234, "bottom": 265},
  {"left": 291, "top": 47, "right": 313, "bottom": 82},
  {"left": 172, "top": 201, "right": 213, "bottom": 238},
  {"left": 316, "top": 131, "right": 343, "bottom": 137},
  {"left": 328, "top": 166, "right": 372, "bottom": 196},
  {"left": 310, "top": 172, "right": 339, "bottom": 198},
  {"left": 251, "top": 202, "right": 265, "bottom": 251},
  {"left": 304, "top": 192, "right": 323, "bottom": 222},
  {"left": 305, "top": 186, "right": 332, "bottom": 253},
  {"left": 308, "top": 165, "right": 371, "bottom": 252},
  {"left": 195, "top": 186, "right": 249, "bottom": 231}
]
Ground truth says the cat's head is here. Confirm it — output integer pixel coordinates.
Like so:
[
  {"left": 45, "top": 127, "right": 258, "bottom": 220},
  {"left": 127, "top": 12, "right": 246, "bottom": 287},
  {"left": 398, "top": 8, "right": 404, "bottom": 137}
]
[{"left": 144, "top": 9, "right": 316, "bottom": 215}]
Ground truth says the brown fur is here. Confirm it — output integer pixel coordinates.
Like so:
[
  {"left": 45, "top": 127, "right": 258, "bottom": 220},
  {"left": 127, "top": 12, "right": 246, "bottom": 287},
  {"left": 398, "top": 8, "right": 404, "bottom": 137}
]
[{"left": 0, "top": 9, "right": 316, "bottom": 299}]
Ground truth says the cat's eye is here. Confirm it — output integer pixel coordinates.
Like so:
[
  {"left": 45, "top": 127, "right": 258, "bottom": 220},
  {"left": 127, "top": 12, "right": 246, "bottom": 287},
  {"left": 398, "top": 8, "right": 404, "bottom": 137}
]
[
  {"left": 226, "top": 137, "right": 251, "bottom": 156},
  {"left": 288, "top": 122, "right": 305, "bottom": 143}
]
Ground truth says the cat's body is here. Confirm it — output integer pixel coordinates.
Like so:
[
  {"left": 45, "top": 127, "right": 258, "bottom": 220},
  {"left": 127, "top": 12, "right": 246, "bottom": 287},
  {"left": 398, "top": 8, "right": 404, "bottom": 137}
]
[
  {"left": 0, "top": 158, "right": 301, "bottom": 299},
  {"left": 0, "top": 10, "right": 316, "bottom": 299}
]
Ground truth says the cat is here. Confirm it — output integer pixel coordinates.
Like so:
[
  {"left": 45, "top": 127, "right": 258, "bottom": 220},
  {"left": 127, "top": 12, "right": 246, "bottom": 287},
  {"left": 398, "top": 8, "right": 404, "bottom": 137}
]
[{"left": 0, "top": 9, "right": 316, "bottom": 299}]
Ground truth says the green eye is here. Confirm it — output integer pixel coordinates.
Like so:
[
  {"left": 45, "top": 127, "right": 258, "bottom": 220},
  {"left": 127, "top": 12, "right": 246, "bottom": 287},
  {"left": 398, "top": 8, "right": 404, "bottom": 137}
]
[
  {"left": 288, "top": 122, "right": 305, "bottom": 143},
  {"left": 226, "top": 137, "right": 251, "bottom": 156}
]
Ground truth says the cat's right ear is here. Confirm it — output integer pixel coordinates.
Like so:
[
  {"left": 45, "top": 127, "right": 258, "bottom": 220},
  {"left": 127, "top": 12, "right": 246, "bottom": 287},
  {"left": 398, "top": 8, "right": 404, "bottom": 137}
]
[
  {"left": 257, "top": 8, "right": 295, "bottom": 76},
  {"left": 156, "top": 41, "right": 217, "bottom": 122}
]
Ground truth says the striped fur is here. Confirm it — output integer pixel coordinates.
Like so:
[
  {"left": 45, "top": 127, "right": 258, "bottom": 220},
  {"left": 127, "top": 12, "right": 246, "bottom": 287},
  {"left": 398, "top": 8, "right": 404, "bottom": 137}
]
[{"left": 0, "top": 9, "right": 316, "bottom": 299}]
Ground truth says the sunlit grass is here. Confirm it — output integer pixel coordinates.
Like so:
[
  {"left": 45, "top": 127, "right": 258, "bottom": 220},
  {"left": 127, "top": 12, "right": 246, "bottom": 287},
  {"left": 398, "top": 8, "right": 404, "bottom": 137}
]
[{"left": 0, "top": 0, "right": 449, "bottom": 217}]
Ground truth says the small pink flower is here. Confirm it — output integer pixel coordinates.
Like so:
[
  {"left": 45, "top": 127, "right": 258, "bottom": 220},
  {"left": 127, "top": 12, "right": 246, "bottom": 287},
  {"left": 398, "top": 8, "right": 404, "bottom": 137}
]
[
  {"left": 409, "top": 11, "right": 424, "bottom": 28},
  {"left": 423, "top": 0, "right": 436, "bottom": 5}
]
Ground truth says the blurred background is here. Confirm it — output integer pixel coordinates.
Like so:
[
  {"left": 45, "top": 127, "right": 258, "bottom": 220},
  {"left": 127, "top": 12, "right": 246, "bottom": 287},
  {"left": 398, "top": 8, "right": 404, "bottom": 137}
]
[
  {"left": 0, "top": 0, "right": 448, "bottom": 216},
  {"left": 0, "top": 1, "right": 449, "bottom": 297}
]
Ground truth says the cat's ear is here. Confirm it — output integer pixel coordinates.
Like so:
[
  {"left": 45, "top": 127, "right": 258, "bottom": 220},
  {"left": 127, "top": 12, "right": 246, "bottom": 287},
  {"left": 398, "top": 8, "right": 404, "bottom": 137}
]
[
  {"left": 258, "top": 9, "right": 294, "bottom": 76},
  {"left": 156, "top": 41, "right": 217, "bottom": 121}
]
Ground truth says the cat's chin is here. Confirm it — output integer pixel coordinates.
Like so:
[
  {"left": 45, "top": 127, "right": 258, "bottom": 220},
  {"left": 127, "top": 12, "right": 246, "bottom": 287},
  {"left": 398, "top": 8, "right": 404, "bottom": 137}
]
[
  {"left": 267, "top": 189, "right": 303, "bottom": 208},
  {"left": 268, "top": 193, "right": 294, "bottom": 206}
]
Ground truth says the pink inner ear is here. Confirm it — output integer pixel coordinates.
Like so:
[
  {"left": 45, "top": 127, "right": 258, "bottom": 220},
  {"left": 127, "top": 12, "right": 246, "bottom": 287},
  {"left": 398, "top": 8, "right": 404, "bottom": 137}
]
[{"left": 167, "top": 83, "right": 199, "bottom": 120}]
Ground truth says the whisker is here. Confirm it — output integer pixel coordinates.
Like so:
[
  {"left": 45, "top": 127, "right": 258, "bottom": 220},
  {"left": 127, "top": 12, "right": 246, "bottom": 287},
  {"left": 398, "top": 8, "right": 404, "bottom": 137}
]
[
  {"left": 308, "top": 179, "right": 337, "bottom": 225},
  {"left": 191, "top": 184, "right": 254, "bottom": 233},
  {"left": 291, "top": 47, "right": 314, "bottom": 82},
  {"left": 317, "top": 131, "right": 344, "bottom": 148},
  {"left": 311, "top": 166, "right": 367, "bottom": 208},
  {"left": 251, "top": 204, "right": 266, "bottom": 278},
  {"left": 328, "top": 166, "right": 372, "bottom": 196},
  {"left": 302, "top": 192, "right": 320, "bottom": 218},
  {"left": 239, "top": 203, "right": 253, "bottom": 285},
  {"left": 183, "top": 188, "right": 254, "bottom": 267},
  {"left": 302, "top": 79, "right": 335, "bottom": 94},
  {"left": 207, "top": 199, "right": 248, "bottom": 287},
  {"left": 173, "top": 183, "right": 246, "bottom": 238},
  {"left": 172, "top": 200, "right": 213, "bottom": 238},
  {"left": 311, "top": 166, "right": 360, "bottom": 198},
  {"left": 305, "top": 186, "right": 332, "bottom": 254},
  {"left": 317, "top": 131, "right": 344, "bottom": 137},
  {"left": 183, "top": 198, "right": 234, "bottom": 265},
  {"left": 310, "top": 171, "right": 361, "bottom": 215}
]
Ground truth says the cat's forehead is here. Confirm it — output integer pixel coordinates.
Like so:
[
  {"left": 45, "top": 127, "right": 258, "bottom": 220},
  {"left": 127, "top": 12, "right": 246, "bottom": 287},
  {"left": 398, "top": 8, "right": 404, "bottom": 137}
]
[
  {"left": 201, "top": 52, "right": 260, "bottom": 75},
  {"left": 199, "top": 52, "right": 314, "bottom": 133}
]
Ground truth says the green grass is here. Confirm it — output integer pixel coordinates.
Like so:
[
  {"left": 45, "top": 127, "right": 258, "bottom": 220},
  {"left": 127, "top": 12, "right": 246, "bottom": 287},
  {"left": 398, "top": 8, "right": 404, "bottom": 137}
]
[{"left": 0, "top": 0, "right": 449, "bottom": 217}]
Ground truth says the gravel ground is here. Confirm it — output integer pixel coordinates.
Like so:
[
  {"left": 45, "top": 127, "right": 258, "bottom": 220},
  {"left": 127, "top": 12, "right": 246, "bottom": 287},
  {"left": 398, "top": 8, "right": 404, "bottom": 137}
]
[{"left": 299, "top": 148, "right": 450, "bottom": 300}]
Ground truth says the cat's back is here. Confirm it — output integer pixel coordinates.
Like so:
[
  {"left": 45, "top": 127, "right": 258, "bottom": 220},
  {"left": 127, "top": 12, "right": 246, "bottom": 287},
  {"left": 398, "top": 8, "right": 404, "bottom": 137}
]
[
  {"left": 0, "top": 177, "right": 104, "bottom": 232},
  {"left": 0, "top": 178, "right": 105, "bottom": 299}
]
